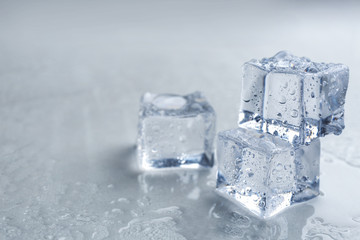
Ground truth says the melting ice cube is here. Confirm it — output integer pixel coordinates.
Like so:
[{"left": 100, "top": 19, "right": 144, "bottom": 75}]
[
  {"left": 216, "top": 127, "right": 320, "bottom": 218},
  {"left": 239, "top": 51, "right": 349, "bottom": 144},
  {"left": 137, "top": 92, "right": 216, "bottom": 170}
]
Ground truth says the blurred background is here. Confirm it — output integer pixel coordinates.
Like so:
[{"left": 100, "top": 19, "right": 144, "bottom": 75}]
[{"left": 1, "top": 0, "right": 360, "bottom": 239}]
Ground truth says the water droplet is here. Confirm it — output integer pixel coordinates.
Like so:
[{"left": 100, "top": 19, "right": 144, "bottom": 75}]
[
  {"left": 291, "top": 110, "right": 298, "bottom": 118},
  {"left": 118, "top": 198, "right": 130, "bottom": 203},
  {"left": 191, "top": 103, "right": 202, "bottom": 110},
  {"left": 279, "top": 96, "right": 286, "bottom": 104},
  {"left": 151, "top": 148, "right": 157, "bottom": 153},
  {"left": 311, "top": 92, "right": 315, "bottom": 98},
  {"left": 301, "top": 176, "right": 309, "bottom": 182},
  {"left": 245, "top": 187, "right": 252, "bottom": 194},
  {"left": 246, "top": 168, "right": 254, "bottom": 177},
  {"left": 289, "top": 89, "right": 296, "bottom": 95},
  {"left": 259, "top": 200, "right": 266, "bottom": 208},
  {"left": 243, "top": 99, "right": 250, "bottom": 103},
  {"left": 277, "top": 113, "right": 282, "bottom": 118},
  {"left": 352, "top": 216, "right": 360, "bottom": 223},
  {"left": 111, "top": 208, "right": 123, "bottom": 214},
  {"left": 276, "top": 163, "right": 283, "bottom": 170}
]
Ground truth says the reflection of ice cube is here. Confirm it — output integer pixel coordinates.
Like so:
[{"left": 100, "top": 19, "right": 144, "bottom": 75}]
[
  {"left": 216, "top": 128, "right": 320, "bottom": 218},
  {"left": 239, "top": 51, "right": 349, "bottom": 144},
  {"left": 137, "top": 92, "right": 216, "bottom": 170}
]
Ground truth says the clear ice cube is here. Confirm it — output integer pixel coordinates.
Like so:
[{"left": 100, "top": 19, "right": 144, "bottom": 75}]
[
  {"left": 137, "top": 91, "right": 216, "bottom": 170},
  {"left": 239, "top": 51, "right": 349, "bottom": 144},
  {"left": 216, "top": 128, "right": 320, "bottom": 218}
]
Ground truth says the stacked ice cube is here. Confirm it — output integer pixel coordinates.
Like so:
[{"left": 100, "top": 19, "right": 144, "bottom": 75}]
[{"left": 216, "top": 51, "right": 349, "bottom": 218}]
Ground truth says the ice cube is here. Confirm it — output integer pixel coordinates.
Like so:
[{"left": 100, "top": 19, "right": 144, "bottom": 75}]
[
  {"left": 216, "top": 128, "right": 320, "bottom": 218},
  {"left": 137, "top": 91, "right": 216, "bottom": 170},
  {"left": 239, "top": 51, "right": 349, "bottom": 144}
]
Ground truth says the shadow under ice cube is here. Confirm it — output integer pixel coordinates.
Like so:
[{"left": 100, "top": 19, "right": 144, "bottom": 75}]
[
  {"left": 239, "top": 51, "right": 349, "bottom": 144},
  {"left": 137, "top": 92, "right": 216, "bottom": 170},
  {"left": 216, "top": 128, "right": 320, "bottom": 218}
]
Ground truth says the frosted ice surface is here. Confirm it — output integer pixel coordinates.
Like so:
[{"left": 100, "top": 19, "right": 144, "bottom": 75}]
[
  {"left": 239, "top": 51, "right": 349, "bottom": 144},
  {"left": 137, "top": 91, "right": 216, "bottom": 170},
  {"left": 216, "top": 128, "right": 320, "bottom": 218}
]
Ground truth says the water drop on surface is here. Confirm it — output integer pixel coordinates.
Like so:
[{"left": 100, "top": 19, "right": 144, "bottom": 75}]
[
  {"left": 279, "top": 96, "right": 286, "bottom": 104},
  {"left": 352, "top": 216, "right": 360, "bottom": 223},
  {"left": 259, "top": 200, "right": 266, "bottom": 208},
  {"left": 191, "top": 103, "right": 202, "bottom": 111},
  {"left": 291, "top": 110, "right": 298, "bottom": 118},
  {"left": 311, "top": 92, "right": 315, "bottom": 98},
  {"left": 111, "top": 208, "right": 123, "bottom": 214},
  {"left": 246, "top": 168, "right": 254, "bottom": 177}
]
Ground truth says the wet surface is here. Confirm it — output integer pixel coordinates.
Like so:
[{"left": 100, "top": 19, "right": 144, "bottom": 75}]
[{"left": 1, "top": 0, "right": 360, "bottom": 239}]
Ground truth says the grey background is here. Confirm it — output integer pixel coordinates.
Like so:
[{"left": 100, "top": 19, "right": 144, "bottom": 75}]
[{"left": 1, "top": 0, "right": 360, "bottom": 239}]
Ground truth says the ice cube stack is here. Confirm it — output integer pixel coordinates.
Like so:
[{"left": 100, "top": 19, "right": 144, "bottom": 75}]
[
  {"left": 216, "top": 51, "right": 349, "bottom": 218},
  {"left": 136, "top": 51, "right": 349, "bottom": 219}
]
